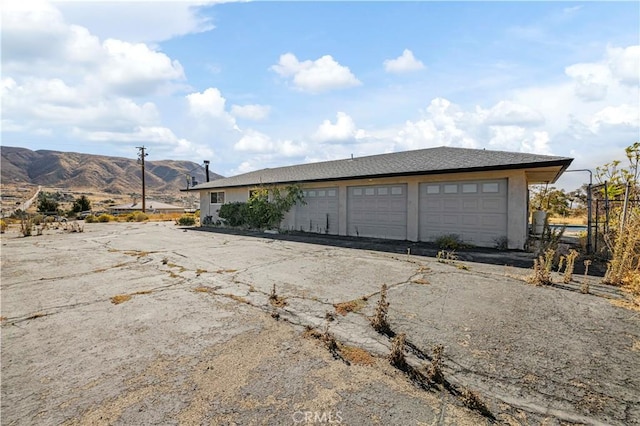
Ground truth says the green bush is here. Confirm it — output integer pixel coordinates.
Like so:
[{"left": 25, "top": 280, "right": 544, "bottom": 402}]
[
  {"left": 32, "top": 214, "right": 45, "bottom": 225},
  {"left": 84, "top": 215, "right": 96, "bottom": 223},
  {"left": 178, "top": 214, "right": 196, "bottom": 226},
  {"left": 97, "top": 214, "right": 113, "bottom": 223},
  {"left": 435, "top": 234, "right": 465, "bottom": 250},
  {"left": 218, "top": 202, "right": 249, "bottom": 227}
]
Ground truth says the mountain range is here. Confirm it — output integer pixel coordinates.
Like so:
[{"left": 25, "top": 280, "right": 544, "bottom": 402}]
[{"left": 0, "top": 146, "right": 220, "bottom": 194}]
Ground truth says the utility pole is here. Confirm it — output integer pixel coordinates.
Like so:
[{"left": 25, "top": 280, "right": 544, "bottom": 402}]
[{"left": 136, "top": 146, "right": 148, "bottom": 213}]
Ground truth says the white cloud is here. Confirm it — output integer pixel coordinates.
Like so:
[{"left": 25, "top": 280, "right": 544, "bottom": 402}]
[
  {"left": 234, "top": 129, "right": 306, "bottom": 157},
  {"left": 53, "top": 0, "right": 222, "bottom": 43},
  {"left": 187, "top": 88, "right": 228, "bottom": 117},
  {"left": 383, "top": 49, "right": 425, "bottom": 73},
  {"left": 565, "top": 62, "right": 610, "bottom": 101},
  {"left": 589, "top": 104, "right": 640, "bottom": 131},
  {"left": 231, "top": 104, "right": 271, "bottom": 121},
  {"left": 484, "top": 100, "right": 545, "bottom": 126},
  {"left": 98, "top": 39, "right": 185, "bottom": 96},
  {"left": 313, "top": 112, "right": 366, "bottom": 143},
  {"left": 187, "top": 87, "right": 239, "bottom": 133},
  {"left": 608, "top": 45, "right": 640, "bottom": 86},
  {"left": 270, "top": 53, "right": 361, "bottom": 93}
]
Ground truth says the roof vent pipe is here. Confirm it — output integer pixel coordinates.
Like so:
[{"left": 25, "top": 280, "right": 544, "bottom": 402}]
[{"left": 204, "top": 160, "right": 210, "bottom": 182}]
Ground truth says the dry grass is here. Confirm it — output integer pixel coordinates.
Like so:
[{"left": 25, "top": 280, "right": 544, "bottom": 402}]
[
  {"left": 123, "top": 250, "right": 150, "bottom": 258},
  {"left": 110, "top": 294, "right": 132, "bottom": 304},
  {"left": 603, "top": 210, "right": 640, "bottom": 306},
  {"left": 111, "top": 290, "right": 152, "bottom": 304},
  {"left": 0, "top": 316, "right": 7, "bottom": 321},
  {"left": 195, "top": 268, "right": 207, "bottom": 276},
  {"left": 340, "top": 345, "right": 375, "bottom": 366},
  {"left": 194, "top": 286, "right": 211, "bottom": 293},
  {"left": 411, "top": 277, "right": 430, "bottom": 285},
  {"left": 334, "top": 298, "right": 366, "bottom": 316},
  {"left": 226, "top": 294, "right": 250, "bottom": 304},
  {"left": 216, "top": 269, "right": 238, "bottom": 274}
]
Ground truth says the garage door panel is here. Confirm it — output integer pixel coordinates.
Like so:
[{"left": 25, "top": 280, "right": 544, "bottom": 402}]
[
  {"left": 348, "top": 184, "right": 407, "bottom": 240},
  {"left": 295, "top": 187, "right": 339, "bottom": 235},
  {"left": 419, "top": 179, "right": 507, "bottom": 247}
]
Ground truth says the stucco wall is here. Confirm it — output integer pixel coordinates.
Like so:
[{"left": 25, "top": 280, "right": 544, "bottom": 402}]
[{"left": 197, "top": 169, "right": 530, "bottom": 249}]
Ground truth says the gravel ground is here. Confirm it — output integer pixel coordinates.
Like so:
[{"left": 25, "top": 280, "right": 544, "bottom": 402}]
[{"left": 1, "top": 221, "right": 638, "bottom": 425}]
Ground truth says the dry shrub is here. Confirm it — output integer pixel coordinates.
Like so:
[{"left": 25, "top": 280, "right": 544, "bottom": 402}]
[
  {"left": 334, "top": 298, "right": 366, "bottom": 316},
  {"left": 562, "top": 249, "right": 579, "bottom": 284},
  {"left": 340, "top": 345, "right": 375, "bottom": 366},
  {"left": 527, "top": 249, "right": 555, "bottom": 286},
  {"left": 194, "top": 286, "right": 210, "bottom": 293},
  {"left": 604, "top": 210, "right": 640, "bottom": 305},
  {"left": 388, "top": 332, "right": 407, "bottom": 370},
  {"left": 370, "top": 284, "right": 391, "bottom": 334}
]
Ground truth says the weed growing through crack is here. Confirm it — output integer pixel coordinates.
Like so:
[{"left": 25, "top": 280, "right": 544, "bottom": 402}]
[
  {"left": 195, "top": 268, "right": 207, "bottom": 276},
  {"left": 527, "top": 249, "right": 555, "bottom": 285},
  {"left": 563, "top": 249, "right": 579, "bottom": 284},
  {"left": 460, "top": 387, "right": 493, "bottom": 418},
  {"left": 581, "top": 260, "right": 592, "bottom": 294},
  {"left": 388, "top": 333, "right": 408, "bottom": 370},
  {"left": 370, "top": 284, "right": 392, "bottom": 335},
  {"left": 269, "top": 284, "right": 287, "bottom": 307},
  {"left": 426, "top": 344, "right": 445, "bottom": 384}
]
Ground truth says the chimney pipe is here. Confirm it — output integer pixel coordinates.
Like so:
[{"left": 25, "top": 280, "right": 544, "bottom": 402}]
[
  {"left": 204, "top": 160, "right": 210, "bottom": 182},
  {"left": 191, "top": 176, "right": 197, "bottom": 187}
]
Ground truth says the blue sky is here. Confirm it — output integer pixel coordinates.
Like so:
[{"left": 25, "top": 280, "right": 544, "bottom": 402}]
[{"left": 2, "top": 1, "right": 639, "bottom": 191}]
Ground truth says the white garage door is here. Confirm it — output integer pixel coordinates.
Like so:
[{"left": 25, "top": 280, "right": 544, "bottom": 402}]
[
  {"left": 419, "top": 180, "right": 507, "bottom": 247},
  {"left": 348, "top": 184, "right": 407, "bottom": 240},
  {"left": 295, "top": 187, "right": 339, "bottom": 235}
]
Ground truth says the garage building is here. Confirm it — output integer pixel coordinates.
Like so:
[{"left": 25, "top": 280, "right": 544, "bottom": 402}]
[{"left": 188, "top": 146, "right": 573, "bottom": 249}]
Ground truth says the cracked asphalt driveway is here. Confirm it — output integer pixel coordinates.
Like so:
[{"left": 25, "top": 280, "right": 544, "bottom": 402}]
[{"left": 1, "top": 222, "right": 639, "bottom": 425}]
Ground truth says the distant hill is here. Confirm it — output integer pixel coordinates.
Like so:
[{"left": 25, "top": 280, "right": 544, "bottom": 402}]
[{"left": 0, "top": 146, "right": 221, "bottom": 194}]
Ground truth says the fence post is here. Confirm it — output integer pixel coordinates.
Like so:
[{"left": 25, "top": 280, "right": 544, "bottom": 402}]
[
  {"left": 594, "top": 199, "right": 599, "bottom": 254},
  {"left": 587, "top": 183, "right": 593, "bottom": 254},
  {"left": 621, "top": 182, "right": 631, "bottom": 231}
]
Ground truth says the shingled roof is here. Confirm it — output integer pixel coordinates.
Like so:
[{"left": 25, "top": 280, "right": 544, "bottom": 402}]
[{"left": 190, "top": 146, "right": 573, "bottom": 190}]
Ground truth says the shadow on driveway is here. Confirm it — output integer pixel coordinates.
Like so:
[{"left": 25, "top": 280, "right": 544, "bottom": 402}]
[{"left": 190, "top": 226, "right": 537, "bottom": 269}]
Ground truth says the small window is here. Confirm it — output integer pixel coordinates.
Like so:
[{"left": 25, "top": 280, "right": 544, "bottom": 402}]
[
  {"left": 391, "top": 187, "right": 403, "bottom": 195},
  {"left": 327, "top": 189, "right": 336, "bottom": 197},
  {"left": 210, "top": 191, "right": 225, "bottom": 204},
  {"left": 482, "top": 183, "right": 499, "bottom": 193},
  {"left": 378, "top": 187, "right": 388, "bottom": 195},
  {"left": 462, "top": 184, "right": 477, "bottom": 193},
  {"left": 444, "top": 184, "right": 458, "bottom": 194},
  {"left": 426, "top": 185, "right": 440, "bottom": 194},
  {"left": 318, "top": 190, "right": 326, "bottom": 197},
  {"left": 308, "top": 191, "right": 316, "bottom": 197},
  {"left": 353, "top": 188, "right": 363, "bottom": 196},
  {"left": 365, "top": 188, "right": 375, "bottom": 196}
]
